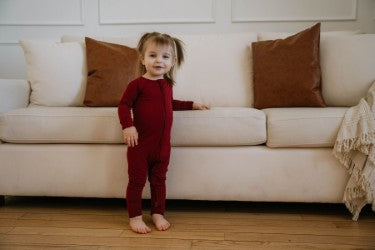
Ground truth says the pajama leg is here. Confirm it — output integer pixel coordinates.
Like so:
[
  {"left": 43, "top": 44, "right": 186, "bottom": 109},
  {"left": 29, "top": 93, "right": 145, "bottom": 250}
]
[
  {"left": 126, "top": 146, "right": 148, "bottom": 218},
  {"left": 149, "top": 147, "right": 170, "bottom": 215}
]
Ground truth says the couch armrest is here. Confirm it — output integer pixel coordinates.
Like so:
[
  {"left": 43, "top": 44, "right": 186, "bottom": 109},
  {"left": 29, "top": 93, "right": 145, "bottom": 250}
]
[{"left": 0, "top": 79, "right": 30, "bottom": 113}]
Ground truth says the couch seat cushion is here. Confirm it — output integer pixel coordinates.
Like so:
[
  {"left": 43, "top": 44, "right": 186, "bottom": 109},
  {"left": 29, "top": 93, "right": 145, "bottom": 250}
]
[
  {"left": 263, "top": 107, "right": 347, "bottom": 147},
  {"left": 0, "top": 107, "right": 266, "bottom": 146},
  {"left": 172, "top": 107, "right": 266, "bottom": 146},
  {"left": 0, "top": 106, "right": 122, "bottom": 143}
]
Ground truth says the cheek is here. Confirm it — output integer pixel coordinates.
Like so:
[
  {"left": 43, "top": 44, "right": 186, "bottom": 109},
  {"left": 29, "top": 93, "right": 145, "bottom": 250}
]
[
  {"left": 167, "top": 59, "right": 173, "bottom": 66},
  {"left": 145, "top": 60, "right": 153, "bottom": 66}
]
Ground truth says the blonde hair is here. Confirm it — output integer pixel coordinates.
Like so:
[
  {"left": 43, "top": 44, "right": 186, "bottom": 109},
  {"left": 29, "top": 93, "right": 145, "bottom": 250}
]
[{"left": 137, "top": 32, "right": 184, "bottom": 86}]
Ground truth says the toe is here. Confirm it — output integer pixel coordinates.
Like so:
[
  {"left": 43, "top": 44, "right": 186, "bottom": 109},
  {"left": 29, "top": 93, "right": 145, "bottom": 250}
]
[{"left": 162, "top": 222, "right": 170, "bottom": 230}]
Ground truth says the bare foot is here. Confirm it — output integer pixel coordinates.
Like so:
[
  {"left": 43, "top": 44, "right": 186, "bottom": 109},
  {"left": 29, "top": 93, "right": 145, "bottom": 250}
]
[
  {"left": 152, "top": 213, "right": 171, "bottom": 231},
  {"left": 129, "top": 215, "right": 151, "bottom": 234}
]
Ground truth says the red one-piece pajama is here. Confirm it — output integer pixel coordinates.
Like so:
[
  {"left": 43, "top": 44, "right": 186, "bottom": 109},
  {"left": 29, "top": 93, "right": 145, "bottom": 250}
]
[{"left": 118, "top": 76, "right": 193, "bottom": 218}]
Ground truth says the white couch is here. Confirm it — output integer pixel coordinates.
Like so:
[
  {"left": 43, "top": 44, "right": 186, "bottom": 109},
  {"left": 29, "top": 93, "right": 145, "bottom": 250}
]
[{"left": 1, "top": 31, "right": 375, "bottom": 208}]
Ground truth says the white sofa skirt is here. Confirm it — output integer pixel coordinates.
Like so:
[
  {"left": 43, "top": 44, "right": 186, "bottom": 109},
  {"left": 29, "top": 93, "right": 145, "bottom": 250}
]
[{"left": 0, "top": 144, "right": 348, "bottom": 203}]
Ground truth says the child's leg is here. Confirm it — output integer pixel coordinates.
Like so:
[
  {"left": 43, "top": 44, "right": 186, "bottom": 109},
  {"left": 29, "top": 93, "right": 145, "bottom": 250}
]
[
  {"left": 126, "top": 147, "right": 148, "bottom": 218},
  {"left": 149, "top": 143, "right": 171, "bottom": 216},
  {"left": 149, "top": 156, "right": 170, "bottom": 231},
  {"left": 126, "top": 147, "right": 152, "bottom": 233},
  {"left": 149, "top": 159, "right": 169, "bottom": 215},
  {"left": 149, "top": 144, "right": 171, "bottom": 215}
]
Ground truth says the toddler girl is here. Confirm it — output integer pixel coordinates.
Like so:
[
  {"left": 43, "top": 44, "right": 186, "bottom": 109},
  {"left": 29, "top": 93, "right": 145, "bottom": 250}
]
[{"left": 118, "top": 32, "right": 209, "bottom": 234}]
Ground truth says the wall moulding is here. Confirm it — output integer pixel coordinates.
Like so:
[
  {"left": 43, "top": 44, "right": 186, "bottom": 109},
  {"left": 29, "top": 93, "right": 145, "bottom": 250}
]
[
  {"left": 0, "top": 0, "right": 84, "bottom": 26},
  {"left": 0, "top": 41, "right": 19, "bottom": 45},
  {"left": 231, "top": 0, "right": 357, "bottom": 23},
  {"left": 99, "top": 0, "right": 216, "bottom": 25}
]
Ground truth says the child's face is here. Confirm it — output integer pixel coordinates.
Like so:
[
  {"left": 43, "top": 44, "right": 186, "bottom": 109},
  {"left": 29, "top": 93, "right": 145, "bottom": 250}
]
[{"left": 142, "top": 42, "right": 175, "bottom": 80}]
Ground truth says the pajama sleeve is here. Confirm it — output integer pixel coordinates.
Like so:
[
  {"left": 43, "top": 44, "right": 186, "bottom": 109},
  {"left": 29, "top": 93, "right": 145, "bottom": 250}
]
[
  {"left": 171, "top": 88, "right": 193, "bottom": 111},
  {"left": 118, "top": 81, "right": 138, "bottom": 130}
]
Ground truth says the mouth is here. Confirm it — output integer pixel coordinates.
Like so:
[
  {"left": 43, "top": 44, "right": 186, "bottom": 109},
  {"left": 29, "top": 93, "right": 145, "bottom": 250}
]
[{"left": 153, "top": 66, "right": 164, "bottom": 69}]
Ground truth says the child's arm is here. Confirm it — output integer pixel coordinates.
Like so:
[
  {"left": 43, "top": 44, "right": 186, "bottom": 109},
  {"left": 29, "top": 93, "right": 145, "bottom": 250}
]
[
  {"left": 118, "top": 81, "right": 138, "bottom": 129},
  {"left": 172, "top": 99, "right": 193, "bottom": 111},
  {"left": 192, "top": 102, "right": 210, "bottom": 110},
  {"left": 172, "top": 99, "right": 210, "bottom": 110},
  {"left": 118, "top": 81, "right": 139, "bottom": 147},
  {"left": 172, "top": 89, "right": 210, "bottom": 110}
]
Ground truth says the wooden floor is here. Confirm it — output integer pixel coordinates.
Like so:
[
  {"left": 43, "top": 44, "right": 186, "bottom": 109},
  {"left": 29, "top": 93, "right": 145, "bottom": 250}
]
[{"left": 0, "top": 196, "right": 374, "bottom": 249}]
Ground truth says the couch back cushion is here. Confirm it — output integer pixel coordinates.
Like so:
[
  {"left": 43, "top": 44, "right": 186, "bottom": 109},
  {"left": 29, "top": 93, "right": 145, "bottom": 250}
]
[
  {"left": 173, "top": 33, "right": 256, "bottom": 107},
  {"left": 20, "top": 40, "right": 87, "bottom": 106},
  {"left": 320, "top": 34, "right": 375, "bottom": 106},
  {"left": 84, "top": 37, "right": 139, "bottom": 107},
  {"left": 251, "top": 23, "right": 325, "bottom": 109},
  {"left": 258, "top": 31, "right": 374, "bottom": 107},
  {"left": 62, "top": 33, "right": 257, "bottom": 107}
]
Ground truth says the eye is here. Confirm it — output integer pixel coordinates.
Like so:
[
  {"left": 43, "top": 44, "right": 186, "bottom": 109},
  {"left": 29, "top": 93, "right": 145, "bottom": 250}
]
[
  {"left": 149, "top": 54, "right": 156, "bottom": 58},
  {"left": 163, "top": 55, "right": 170, "bottom": 59}
]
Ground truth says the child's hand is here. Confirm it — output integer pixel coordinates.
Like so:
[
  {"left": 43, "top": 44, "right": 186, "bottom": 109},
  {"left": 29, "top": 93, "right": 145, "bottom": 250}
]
[
  {"left": 123, "top": 126, "right": 138, "bottom": 147},
  {"left": 193, "top": 102, "right": 210, "bottom": 110}
]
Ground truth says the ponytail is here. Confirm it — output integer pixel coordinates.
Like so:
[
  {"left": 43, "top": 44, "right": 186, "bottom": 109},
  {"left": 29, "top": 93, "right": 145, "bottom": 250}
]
[{"left": 173, "top": 37, "right": 184, "bottom": 67}]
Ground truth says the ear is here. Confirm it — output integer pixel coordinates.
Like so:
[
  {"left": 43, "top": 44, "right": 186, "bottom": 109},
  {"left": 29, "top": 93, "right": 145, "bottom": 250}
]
[
  {"left": 140, "top": 54, "right": 145, "bottom": 65},
  {"left": 172, "top": 56, "right": 177, "bottom": 67}
]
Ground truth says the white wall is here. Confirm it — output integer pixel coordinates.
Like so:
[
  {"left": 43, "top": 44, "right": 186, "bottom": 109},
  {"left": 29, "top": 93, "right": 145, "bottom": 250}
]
[{"left": 0, "top": 0, "right": 374, "bottom": 79}]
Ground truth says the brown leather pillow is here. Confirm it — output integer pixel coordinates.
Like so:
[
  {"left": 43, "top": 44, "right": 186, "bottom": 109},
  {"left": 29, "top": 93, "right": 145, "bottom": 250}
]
[
  {"left": 252, "top": 23, "right": 326, "bottom": 109},
  {"left": 84, "top": 37, "right": 139, "bottom": 107}
]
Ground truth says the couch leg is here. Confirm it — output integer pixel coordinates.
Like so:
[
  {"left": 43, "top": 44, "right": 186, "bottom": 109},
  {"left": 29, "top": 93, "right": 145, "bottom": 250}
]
[{"left": 0, "top": 195, "right": 5, "bottom": 206}]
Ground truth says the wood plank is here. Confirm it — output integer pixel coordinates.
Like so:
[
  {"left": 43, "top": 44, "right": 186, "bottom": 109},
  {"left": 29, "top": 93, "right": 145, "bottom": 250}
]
[
  {"left": 191, "top": 239, "right": 375, "bottom": 250},
  {"left": 0, "top": 197, "right": 126, "bottom": 215},
  {"left": 18, "top": 211, "right": 303, "bottom": 225},
  {"left": 19, "top": 213, "right": 127, "bottom": 222},
  {"left": 301, "top": 213, "right": 375, "bottom": 223},
  {"left": 4, "top": 224, "right": 224, "bottom": 241},
  {"left": 0, "top": 227, "right": 14, "bottom": 234},
  {"left": 119, "top": 228, "right": 224, "bottom": 241},
  {"left": 0, "top": 204, "right": 126, "bottom": 216},
  {"left": 0, "top": 212, "right": 26, "bottom": 219},
  {"left": 0, "top": 234, "right": 192, "bottom": 249},
  {"left": 0, "top": 218, "right": 127, "bottom": 230},
  {"left": 165, "top": 221, "right": 375, "bottom": 237},
  {"left": 225, "top": 232, "right": 375, "bottom": 247},
  {"left": 8, "top": 227, "right": 124, "bottom": 237},
  {"left": 0, "top": 218, "right": 222, "bottom": 241},
  {"left": 166, "top": 211, "right": 303, "bottom": 221},
  {"left": 0, "top": 244, "right": 99, "bottom": 250}
]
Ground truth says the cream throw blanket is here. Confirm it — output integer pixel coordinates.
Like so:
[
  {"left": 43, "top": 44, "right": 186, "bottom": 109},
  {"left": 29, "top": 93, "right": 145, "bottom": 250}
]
[{"left": 333, "top": 81, "right": 375, "bottom": 221}]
